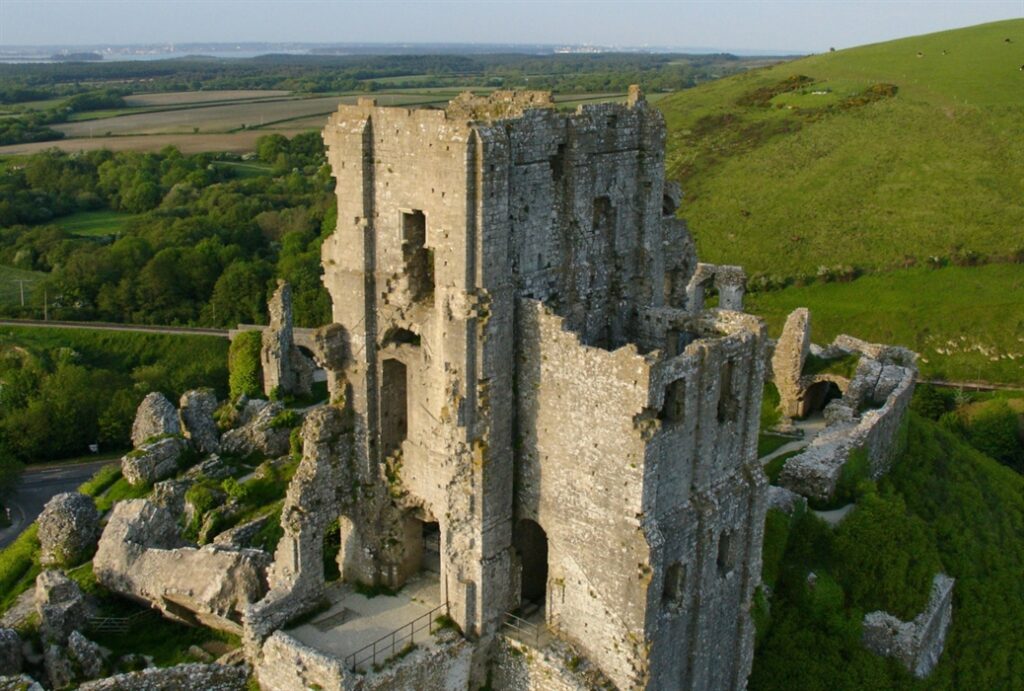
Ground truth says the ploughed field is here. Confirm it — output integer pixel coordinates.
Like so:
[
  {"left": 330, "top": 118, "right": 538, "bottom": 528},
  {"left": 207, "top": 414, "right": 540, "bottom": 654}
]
[{"left": 0, "top": 88, "right": 633, "bottom": 156}]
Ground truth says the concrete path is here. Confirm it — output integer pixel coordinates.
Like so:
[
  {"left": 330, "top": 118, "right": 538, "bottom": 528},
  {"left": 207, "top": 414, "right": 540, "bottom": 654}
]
[
  {"left": 759, "top": 415, "right": 829, "bottom": 465},
  {"left": 813, "top": 503, "right": 855, "bottom": 526},
  {"left": 0, "top": 458, "right": 117, "bottom": 549},
  {"left": 0, "top": 318, "right": 228, "bottom": 338},
  {"left": 287, "top": 574, "right": 445, "bottom": 672}
]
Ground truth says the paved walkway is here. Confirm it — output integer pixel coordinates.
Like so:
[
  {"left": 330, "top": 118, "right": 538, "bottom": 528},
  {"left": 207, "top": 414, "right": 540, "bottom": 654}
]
[
  {"left": 287, "top": 574, "right": 444, "bottom": 672},
  {"left": 758, "top": 415, "right": 828, "bottom": 465},
  {"left": 813, "top": 504, "right": 855, "bottom": 526}
]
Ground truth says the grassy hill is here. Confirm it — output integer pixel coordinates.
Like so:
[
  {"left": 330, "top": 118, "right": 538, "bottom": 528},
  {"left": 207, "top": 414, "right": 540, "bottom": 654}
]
[
  {"left": 658, "top": 18, "right": 1024, "bottom": 278},
  {"left": 658, "top": 19, "right": 1024, "bottom": 384}
]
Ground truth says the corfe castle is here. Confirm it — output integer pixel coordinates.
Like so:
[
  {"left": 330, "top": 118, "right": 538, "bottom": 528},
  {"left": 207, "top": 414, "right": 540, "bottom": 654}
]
[{"left": 12, "top": 88, "right": 950, "bottom": 691}]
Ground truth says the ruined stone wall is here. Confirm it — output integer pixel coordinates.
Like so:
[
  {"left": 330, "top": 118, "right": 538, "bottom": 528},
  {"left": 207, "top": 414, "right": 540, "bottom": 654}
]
[
  {"left": 515, "top": 300, "right": 653, "bottom": 688},
  {"left": 862, "top": 574, "right": 955, "bottom": 679},
  {"left": 255, "top": 631, "right": 347, "bottom": 691},
  {"left": 641, "top": 310, "right": 767, "bottom": 691}
]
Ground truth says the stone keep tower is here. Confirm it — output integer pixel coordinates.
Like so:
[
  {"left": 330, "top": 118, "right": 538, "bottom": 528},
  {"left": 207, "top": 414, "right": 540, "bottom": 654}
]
[{"left": 320, "top": 88, "right": 768, "bottom": 690}]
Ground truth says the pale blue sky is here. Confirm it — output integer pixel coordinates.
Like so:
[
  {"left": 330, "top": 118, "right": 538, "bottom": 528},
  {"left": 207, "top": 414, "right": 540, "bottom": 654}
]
[{"left": 1, "top": 0, "right": 1021, "bottom": 52}]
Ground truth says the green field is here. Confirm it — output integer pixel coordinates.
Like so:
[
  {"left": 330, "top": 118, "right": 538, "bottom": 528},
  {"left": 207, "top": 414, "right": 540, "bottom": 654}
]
[
  {"left": 746, "top": 264, "right": 1024, "bottom": 385},
  {"left": 657, "top": 19, "right": 1024, "bottom": 278},
  {"left": 54, "top": 210, "right": 141, "bottom": 237}
]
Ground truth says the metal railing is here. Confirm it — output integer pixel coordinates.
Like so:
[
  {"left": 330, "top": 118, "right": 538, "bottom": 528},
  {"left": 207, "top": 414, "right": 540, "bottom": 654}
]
[
  {"left": 87, "top": 609, "right": 151, "bottom": 634},
  {"left": 502, "top": 611, "right": 552, "bottom": 647},
  {"left": 345, "top": 601, "right": 450, "bottom": 672}
]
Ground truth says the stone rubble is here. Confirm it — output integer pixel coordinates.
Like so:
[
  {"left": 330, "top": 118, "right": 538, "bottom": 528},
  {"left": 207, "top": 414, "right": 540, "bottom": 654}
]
[
  {"left": 93, "top": 499, "right": 269, "bottom": 634},
  {"left": 220, "top": 400, "right": 292, "bottom": 458},
  {"left": 179, "top": 388, "right": 221, "bottom": 454},
  {"left": 0, "top": 629, "right": 20, "bottom": 676},
  {"left": 120, "top": 436, "right": 186, "bottom": 487},
  {"left": 129, "top": 392, "right": 180, "bottom": 448},
  {"left": 37, "top": 492, "right": 101, "bottom": 568}
]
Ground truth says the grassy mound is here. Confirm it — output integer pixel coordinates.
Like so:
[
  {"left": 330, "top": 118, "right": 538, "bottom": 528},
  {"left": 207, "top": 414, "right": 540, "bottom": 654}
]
[
  {"left": 751, "top": 413, "right": 1024, "bottom": 689},
  {"left": 658, "top": 18, "right": 1024, "bottom": 278}
]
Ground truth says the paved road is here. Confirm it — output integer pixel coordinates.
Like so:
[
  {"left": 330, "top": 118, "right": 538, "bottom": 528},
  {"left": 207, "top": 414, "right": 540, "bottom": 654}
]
[
  {"left": 0, "top": 318, "right": 228, "bottom": 338},
  {"left": 0, "top": 459, "right": 117, "bottom": 549}
]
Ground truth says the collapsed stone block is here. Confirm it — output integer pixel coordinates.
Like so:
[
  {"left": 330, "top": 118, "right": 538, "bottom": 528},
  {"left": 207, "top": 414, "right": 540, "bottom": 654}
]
[
  {"left": 179, "top": 388, "right": 221, "bottom": 454},
  {"left": 220, "top": 401, "right": 292, "bottom": 458},
  {"left": 121, "top": 436, "right": 186, "bottom": 487},
  {"left": 862, "top": 574, "right": 955, "bottom": 678},
  {"left": 0, "top": 675, "right": 42, "bottom": 691},
  {"left": 0, "top": 629, "right": 21, "bottom": 676},
  {"left": 37, "top": 492, "right": 100, "bottom": 567},
  {"left": 35, "top": 570, "right": 91, "bottom": 644},
  {"left": 130, "top": 392, "right": 180, "bottom": 449},
  {"left": 93, "top": 499, "right": 269, "bottom": 634}
]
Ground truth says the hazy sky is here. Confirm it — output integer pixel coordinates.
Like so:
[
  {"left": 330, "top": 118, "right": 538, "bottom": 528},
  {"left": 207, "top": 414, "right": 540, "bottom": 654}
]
[{"left": 1, "top": 0, "right": 1021, "bottom": 53}]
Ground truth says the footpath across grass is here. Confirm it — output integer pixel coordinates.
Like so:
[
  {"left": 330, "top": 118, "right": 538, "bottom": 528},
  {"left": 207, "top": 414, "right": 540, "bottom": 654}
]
[{"left": 746, "top": 264, "right": 1024, "bottom": 386}]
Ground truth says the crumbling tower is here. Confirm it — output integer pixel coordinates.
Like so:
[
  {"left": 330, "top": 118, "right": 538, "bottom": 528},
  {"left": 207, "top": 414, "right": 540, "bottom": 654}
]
[{"left": 319, "top": 87, "right": 768, "bottom": 689}]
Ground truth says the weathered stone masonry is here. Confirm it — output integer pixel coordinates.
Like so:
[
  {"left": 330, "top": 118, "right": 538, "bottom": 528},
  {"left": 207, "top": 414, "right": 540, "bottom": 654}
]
[{"left": 249, "top": 89, "right": 769, "bottom": 690}]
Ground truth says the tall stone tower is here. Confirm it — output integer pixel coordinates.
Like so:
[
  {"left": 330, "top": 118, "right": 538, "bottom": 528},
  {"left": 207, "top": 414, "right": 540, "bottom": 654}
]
[{"left": 319, "top": 88, "right": 768, "bottom": 689}]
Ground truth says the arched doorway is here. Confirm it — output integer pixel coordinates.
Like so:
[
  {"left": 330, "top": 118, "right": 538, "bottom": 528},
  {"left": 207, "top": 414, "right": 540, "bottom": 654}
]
[
  {"left": 514, "top": 519, "right": 548, "bottom": 606},
  {"left": 801, "top": 381, "right": 843, "bottom": 417}
]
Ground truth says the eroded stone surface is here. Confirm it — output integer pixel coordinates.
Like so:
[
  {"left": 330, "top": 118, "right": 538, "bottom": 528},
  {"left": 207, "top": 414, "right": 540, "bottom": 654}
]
[
  {"left": 261, "top": 281, "right": 315, "bottom": 399},
  {"left": 35, "top": 570, "right": 90, "bottom": 644},
  {"left": 93, "top": 499, "right": 269, "bottom": 634},
  {"left": 130, "top": 393, "right": 180, "bottom": 448},
  {"left": 0, "top": 629, "right": 20, "bottom": 676},
  {"left": 76, "top": 663, "right": 249, "bottom": 691},
  {"left": 220, "top": 401, "right": 291, "bottom": 458},
  {"left": 37, "top": 492, "right": 100, "bottom": 568},
  {"left": 862, "top": 574, "right": 955, "bottom": 678},
  {"left": 121, "top": 436, "right": 186, "bottom": 487},
  {"left": 179, "top": 388, "right": 221, "bottom": 454}
]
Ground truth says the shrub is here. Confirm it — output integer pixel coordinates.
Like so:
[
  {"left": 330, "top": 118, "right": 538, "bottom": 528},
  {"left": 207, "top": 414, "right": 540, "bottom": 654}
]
[{"left": 228, "top": 331, "right": 262, "bottom": 401}]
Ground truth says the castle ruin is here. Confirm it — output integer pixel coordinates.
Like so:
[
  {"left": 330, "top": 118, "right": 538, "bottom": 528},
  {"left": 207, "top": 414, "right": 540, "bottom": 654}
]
[{"left": 245, "top": 88, "right": 770, "bottom": 690}]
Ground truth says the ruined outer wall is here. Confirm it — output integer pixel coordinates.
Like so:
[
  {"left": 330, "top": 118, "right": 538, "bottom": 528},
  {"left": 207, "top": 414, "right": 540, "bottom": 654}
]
[
  {"left": 642, "top": 310, "right": 767, "bottom": 691},
  {"left": 515, "top": 300, "right": 653, "bottom": 688}
]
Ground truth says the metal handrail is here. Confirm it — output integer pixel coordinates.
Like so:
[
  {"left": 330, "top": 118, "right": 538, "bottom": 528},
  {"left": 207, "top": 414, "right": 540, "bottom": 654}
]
[
  {"left": 87, "top": 609, "right": 151, "bottom": 633},
  {"left": 502, "top": 611, "right": 554, "bottom": 647},
  {"left": 345, "top": 601, "right": 450, "bottom": 672}
]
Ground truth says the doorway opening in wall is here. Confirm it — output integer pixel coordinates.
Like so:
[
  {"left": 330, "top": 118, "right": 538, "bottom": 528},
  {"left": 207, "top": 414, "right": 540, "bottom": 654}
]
[
  {"left": 401, "top": 210, "right": 434, "bottom": 303},
  {"left": 381, "top": 358, "right": 408, "bottom": 460},
  {"left": 514, "top": 519, "right": 548, "bottom": 615},
  {"left": 801, "top": 380, "right": 843, "bottom": 418},
  {"left": 421, "top": 520, "right": 441, "bottom": 574}
]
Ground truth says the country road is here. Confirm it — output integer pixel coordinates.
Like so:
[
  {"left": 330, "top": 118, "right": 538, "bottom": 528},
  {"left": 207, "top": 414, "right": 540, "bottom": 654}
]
[
  {"left": 0, "top": 318, "right": 229, "bottom": 338},
  {"left": 0, "top": 458, "right": 117, "bottom": 549}
]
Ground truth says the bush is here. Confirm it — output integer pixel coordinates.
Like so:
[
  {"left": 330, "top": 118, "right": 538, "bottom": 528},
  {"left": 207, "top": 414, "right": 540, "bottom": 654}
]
[{"left": 228, "top": 330, "right": 262, "bottom": 401}]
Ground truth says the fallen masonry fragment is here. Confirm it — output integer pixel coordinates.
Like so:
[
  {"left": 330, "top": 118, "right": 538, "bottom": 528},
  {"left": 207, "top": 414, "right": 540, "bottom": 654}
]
[{"left": 93, "top": 499, "right": 270, "bottom": 634}]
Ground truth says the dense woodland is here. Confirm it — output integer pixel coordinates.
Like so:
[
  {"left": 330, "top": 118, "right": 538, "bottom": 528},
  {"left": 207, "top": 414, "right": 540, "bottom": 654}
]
[{"left": 0, "top": 135, "right": 333, "bottom": 327}]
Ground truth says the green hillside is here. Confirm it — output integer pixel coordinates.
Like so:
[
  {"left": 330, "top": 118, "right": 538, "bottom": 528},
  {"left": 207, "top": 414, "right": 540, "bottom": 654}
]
[{"left": 658, "top": 19, "right": 1024, "bottom": 279}]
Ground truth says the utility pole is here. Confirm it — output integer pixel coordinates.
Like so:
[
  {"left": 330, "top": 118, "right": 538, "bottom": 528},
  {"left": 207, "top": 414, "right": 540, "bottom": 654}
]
[{"left": 13, "top": 280, "right": 26, "bottom": 307}]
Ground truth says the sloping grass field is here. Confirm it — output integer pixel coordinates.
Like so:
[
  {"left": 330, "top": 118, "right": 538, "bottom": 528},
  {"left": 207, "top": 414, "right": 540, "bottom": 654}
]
[
  {"left": 747, "top": 265, "right": 1024, "bottom": 386},
  {"left": 54, "top": 210, "right": 141, "bottom": 237},
  {"left": 658, "top": 18, "right": 1024, "bottom": 278},
  {"left": 658, "top": 19, "right": 1024, "bottom": 385}
]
